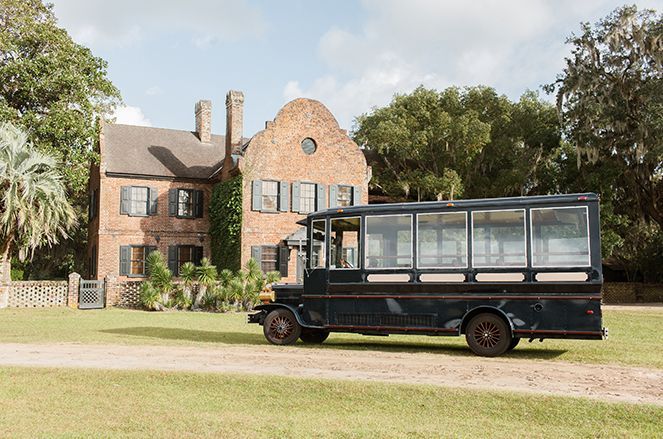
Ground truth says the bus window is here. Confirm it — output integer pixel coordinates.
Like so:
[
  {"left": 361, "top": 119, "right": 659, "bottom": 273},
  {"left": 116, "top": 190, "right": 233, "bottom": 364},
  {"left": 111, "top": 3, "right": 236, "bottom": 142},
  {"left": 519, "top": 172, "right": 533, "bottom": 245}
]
[
  {"left": 417, "top": 212, "right": 467, "bottom": 268},
  {"left": 330, "top": 217, "right": 361, "bottom": 269},
  {"left": 531, "top": 207, "right": 590, "bottom": 267},
  {"left": 472, "top": 210, "right": 526, "bottom": 267},
  {"left": 365, "top": 215, "right": 412, "bottom": 269},
  {"left": 310, "top": 219, "right": 326, "bottom": 268}
]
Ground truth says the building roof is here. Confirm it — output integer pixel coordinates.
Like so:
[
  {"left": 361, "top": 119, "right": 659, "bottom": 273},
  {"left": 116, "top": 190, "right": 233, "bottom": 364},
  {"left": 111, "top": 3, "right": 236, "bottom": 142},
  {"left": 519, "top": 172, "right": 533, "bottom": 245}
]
[{"left": 103, "top": 124, "right": 227, "bottom": 180}]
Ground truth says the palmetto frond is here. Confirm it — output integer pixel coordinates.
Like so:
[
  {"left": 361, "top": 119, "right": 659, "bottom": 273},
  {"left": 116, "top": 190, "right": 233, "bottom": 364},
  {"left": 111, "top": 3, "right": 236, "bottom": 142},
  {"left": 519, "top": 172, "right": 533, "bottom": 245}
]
[{"left": 0, "top": 123, "right": 76, "bottom": 259}]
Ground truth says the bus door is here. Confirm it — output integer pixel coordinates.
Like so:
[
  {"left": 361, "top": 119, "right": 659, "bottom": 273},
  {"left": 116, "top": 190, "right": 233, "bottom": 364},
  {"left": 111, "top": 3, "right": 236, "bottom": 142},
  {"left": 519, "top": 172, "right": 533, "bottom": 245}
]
[{"left": 328, "top": 216, "right": 363, "bottom": 285}]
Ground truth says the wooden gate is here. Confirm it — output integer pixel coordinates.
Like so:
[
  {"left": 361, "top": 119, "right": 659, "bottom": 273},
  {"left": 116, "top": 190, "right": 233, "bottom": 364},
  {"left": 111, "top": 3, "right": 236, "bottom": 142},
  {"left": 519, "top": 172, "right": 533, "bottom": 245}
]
[{"left": 79, "top": 280, "right": 105, "bottom": 309}]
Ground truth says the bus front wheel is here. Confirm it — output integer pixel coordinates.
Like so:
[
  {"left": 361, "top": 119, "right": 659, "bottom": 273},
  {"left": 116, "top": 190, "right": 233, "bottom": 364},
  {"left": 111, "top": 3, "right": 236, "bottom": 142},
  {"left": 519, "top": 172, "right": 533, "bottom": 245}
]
[
  {"left": 263, "top": 308, "right": 301, "bottom": 345},
  {"left": 465, "top": 313, "right": 511, "bottom": 357}
]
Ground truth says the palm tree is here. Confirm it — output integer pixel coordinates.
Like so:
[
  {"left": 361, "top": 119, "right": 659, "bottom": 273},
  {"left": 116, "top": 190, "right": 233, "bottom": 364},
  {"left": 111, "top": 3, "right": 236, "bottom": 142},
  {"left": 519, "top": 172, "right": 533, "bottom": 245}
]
[{"left": 0, "top": 123, "right": 76, "bottom": 307}]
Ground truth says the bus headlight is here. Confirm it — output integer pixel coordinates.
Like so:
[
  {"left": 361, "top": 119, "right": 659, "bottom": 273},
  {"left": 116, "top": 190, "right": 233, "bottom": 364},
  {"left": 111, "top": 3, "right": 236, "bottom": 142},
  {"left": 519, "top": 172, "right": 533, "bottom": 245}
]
[{"left": 259, "top": 287, "right": 276, "bottom": 304}]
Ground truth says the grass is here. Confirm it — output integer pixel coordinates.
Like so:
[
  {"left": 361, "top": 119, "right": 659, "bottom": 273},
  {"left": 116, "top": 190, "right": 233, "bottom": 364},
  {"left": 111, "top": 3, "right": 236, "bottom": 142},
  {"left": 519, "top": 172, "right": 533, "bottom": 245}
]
[
  {"left": 0, "top": 367, "right": 660, "bottom": 438},
  {"left": 0, "top": 306, "right": 661, "bottom": 368}
]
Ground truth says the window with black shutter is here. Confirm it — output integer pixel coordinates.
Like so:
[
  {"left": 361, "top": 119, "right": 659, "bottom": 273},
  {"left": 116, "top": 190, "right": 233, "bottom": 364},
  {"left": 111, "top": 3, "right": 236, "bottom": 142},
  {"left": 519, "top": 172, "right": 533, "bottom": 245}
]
[
  {"left": 167, "top": 245, "right": 204, "bottom": 275},
  {"left": 120, "top": 186, "right": 158, "bottom": 216},
  {"left": 329, "top": 184, "right": 361, "bottom": 208},
  {"left": 119, "top": 245, "right": 156, "bottom": 277},
  {"left": 252, "top": 180, "right": 288, "bottom": 212},
  {"left": 169, "top": 189, "right": 203, "bottom": 218},
  {"left": 250, "top": 245, "right": 288, "bottom": 275}
]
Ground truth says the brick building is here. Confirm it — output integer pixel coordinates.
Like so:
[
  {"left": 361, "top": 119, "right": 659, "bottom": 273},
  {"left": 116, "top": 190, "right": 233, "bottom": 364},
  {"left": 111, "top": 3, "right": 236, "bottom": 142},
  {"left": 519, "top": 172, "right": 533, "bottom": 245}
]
[{"left": 87, "top": 91, "right": 371, "bottom": 283}]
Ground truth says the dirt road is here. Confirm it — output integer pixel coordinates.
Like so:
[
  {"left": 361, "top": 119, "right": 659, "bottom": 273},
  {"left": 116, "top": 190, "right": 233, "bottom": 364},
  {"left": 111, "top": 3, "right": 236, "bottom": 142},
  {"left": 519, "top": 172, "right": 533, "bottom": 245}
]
[{"left": 0, "top": 342, "right": 660, "bottom": 405}]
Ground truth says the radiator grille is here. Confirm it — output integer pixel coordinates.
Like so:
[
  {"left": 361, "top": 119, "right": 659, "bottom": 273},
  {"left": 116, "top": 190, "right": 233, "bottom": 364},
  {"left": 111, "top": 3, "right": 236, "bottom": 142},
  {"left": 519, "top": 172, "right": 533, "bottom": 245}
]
[{"left": 336, "top": 313, "right": 436, "bottom": 328}]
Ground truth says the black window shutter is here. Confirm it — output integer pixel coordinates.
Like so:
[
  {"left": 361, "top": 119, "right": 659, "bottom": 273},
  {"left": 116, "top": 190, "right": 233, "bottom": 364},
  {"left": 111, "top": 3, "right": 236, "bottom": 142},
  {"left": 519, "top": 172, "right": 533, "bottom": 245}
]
[
  {"left": 149, "top": 187, "right": 158, "bottom": 215},
  {"left": 352, "top": 186, "right": 361, "bottom": 206},
  {"left": 251, "top": 246, "right": 262, "bottom": 264},
  {"left": 252, "top": 180, "right": 262, "bottom": 211},
  {"left": 88, "top": 191, "right": 93, "bottom": 220},
  {"left": 194, "top": 246, "right": 204, "bottom": 265},
  {"left": 120, "top": 186, "right": 131, "bottom": 215},
  {"left": 168, "top": 189, "right": 178, "bottom": 216},
  {"left": 194, "top": 190, "right": 204, "bottom": 218},
  {"left": 279, "top": 181, "right": 289, "bottom": 212},
  {"left": 94, "top": 189, "right": 99, "bottom": 219},
  {"left": 168, "top": 245, "right": 178, "bottom": 275},
  {"left": 119, "top": 246, "right": 131, "bottom": 276},
  {"left": 279, "top": 246, "right": 289, "bottom": 277}
]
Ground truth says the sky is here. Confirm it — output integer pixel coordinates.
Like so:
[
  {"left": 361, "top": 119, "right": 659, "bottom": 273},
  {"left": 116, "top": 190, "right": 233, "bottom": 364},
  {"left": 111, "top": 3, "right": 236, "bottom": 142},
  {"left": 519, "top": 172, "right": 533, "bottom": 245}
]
[{"left": 51, "top": 0, "right": 661, "bottom": 137}]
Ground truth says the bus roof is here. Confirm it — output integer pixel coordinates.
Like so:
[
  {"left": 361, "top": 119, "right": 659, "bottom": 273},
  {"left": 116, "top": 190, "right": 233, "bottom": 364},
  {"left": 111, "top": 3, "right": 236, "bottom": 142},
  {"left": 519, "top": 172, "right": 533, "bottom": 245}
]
[{"left": 306, "top": 192, "right": 598, "bottom": 220}]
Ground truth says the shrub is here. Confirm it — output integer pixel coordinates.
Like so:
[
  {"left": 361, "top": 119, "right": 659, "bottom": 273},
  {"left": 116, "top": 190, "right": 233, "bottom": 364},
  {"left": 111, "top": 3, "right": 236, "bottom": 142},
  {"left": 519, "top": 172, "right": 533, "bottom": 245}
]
[{"left": 139, "top": 281, "right": 161, "bottom": 311}]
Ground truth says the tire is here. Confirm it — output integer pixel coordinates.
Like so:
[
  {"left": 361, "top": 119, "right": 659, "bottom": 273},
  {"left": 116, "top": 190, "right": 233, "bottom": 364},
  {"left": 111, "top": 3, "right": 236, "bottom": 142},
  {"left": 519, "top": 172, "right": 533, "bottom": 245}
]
[
  {"left": 465, "top": 313, "right": 511, "bottom": 357},
  {"left": 263, "top": 308, "right": 301, "bottom": 345},
  {"left": 300, "top": 329, "right": 329, "bottom": 344},
  {"left": 507, "top": 337, "right": 521, "bottom": 351}
]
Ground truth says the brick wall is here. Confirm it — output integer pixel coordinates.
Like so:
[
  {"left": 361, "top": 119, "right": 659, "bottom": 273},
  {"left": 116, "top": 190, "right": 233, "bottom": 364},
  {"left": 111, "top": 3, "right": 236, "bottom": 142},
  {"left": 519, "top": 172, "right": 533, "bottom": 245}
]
[
  {"left": 89, "top": 170, "right": 212, "bottom": 281},
  {"left": 236, "top": 98, "right": 371, "bottom": 282}
]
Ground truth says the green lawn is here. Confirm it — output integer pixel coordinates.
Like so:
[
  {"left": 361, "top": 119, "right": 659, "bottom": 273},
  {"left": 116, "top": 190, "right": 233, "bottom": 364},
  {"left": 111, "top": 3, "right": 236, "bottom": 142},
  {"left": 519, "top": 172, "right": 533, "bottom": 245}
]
[
  {"left": 0, "top": 306, "right": 661, "bottom": 368},
  {"left": 0, "top": 367, "right": 660, "bottom": 438}
]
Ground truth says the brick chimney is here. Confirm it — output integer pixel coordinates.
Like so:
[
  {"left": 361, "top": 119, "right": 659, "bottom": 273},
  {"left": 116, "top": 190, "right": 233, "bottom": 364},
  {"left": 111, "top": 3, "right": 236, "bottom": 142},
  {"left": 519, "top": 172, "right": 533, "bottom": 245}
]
[
  {"left": 195, "top": 100, "right": 212, "bottom": 143},
  {"left": 225, "top": 90, "right": 244, "bottom": 155}
]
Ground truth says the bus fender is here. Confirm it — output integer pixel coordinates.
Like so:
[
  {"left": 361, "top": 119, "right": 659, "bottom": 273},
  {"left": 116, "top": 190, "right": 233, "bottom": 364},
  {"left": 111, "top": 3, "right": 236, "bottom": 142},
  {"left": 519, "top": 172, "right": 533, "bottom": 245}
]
[
  {"left": 460, "top": 306, "right": 515, "bottom": 335},
  {"left": 251, "top": 303, "right": 319, "bottom": 329}
]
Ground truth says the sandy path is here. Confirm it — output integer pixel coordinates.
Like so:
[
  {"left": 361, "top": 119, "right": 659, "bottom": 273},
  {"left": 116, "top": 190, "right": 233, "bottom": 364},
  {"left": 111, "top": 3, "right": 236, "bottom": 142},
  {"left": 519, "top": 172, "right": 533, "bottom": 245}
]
[{"left": 0, "top": 342, "right": 660, "bottom": 406}]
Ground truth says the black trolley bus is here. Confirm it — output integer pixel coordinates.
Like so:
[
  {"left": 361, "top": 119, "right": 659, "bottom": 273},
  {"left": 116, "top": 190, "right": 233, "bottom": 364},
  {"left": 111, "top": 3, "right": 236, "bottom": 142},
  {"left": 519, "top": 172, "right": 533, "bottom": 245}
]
[{"left": 249, "top": 193, "right": 607, "bottom": 356}]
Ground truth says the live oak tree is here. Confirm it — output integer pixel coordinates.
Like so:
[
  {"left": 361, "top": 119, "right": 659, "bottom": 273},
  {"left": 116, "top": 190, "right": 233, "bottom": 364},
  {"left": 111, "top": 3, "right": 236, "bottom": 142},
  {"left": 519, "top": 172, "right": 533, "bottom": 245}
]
[
  {"left": 353, "top": 86, "right": 562, "bottom": 202},
  {"left": 546, "top": 5, "right": 662, "bottom": 227},
  {"left": 0, "top": 0, "right": 121, "bottom": 277},
  {"left": 546, "top": 5, "right": 663, "bottom": 281}
]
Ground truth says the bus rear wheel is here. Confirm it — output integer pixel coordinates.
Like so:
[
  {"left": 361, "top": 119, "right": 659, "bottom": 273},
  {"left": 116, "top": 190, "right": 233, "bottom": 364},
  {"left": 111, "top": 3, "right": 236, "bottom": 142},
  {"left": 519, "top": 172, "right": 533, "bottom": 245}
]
[
  {"left": 300, "top": 329, "right": 329, "bottom": 344},
  {"left": 465, "top": 313, "right": 511, "bottom": 357},
  {"left": 263, "top": 308, "right": 301, "bottom": 345}
]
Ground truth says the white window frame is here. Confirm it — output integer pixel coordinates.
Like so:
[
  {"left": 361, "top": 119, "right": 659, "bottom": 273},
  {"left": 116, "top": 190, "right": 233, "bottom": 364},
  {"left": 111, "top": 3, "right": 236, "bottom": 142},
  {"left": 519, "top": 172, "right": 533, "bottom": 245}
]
[
  {"left": 530, "top": 206, "right": 591, "bottom": 268},
  {"left": 176, "top": 188, "right": 195, "bottom": 218},
  {"left": 329, "top": 216, "right": 362, "bottom": 270},
  {"left": 336, "top": 185, "right": 353, "bottom": 207},
  {"left": 261, "top": 180, "right": 279, "bottom": 212},
  {"left": 416, "top": 211, "right": 469, "bottom": 269},
  {"left": 129, "top": 186, "right": 149, "bottom": 217},
  {"left": 300, "top": 182, "right": 317, "bottom": 214},
  {"left": 364, "top": 214, "right": 413, "bottom": 270},
  {"left": 471, "top": 209, "right": 527, "bottom": 269}
]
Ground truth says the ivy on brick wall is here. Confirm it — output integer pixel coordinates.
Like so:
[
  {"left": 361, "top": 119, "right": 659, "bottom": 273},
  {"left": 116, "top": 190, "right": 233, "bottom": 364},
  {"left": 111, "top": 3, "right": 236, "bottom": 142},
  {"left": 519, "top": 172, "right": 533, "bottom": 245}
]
[{"left": 210, "top": 175, "right": 243, "bottom": 272}]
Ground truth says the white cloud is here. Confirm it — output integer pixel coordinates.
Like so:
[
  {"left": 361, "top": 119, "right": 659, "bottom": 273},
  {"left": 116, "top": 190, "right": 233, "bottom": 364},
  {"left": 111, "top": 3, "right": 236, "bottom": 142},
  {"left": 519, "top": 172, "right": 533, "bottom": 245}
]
[
  {"left": 112, "top": 105, "right": 152, "bottom": 127},
  {"left": 145, "top": 86, "right": 163, "bottom": 96},
  {"left": 51, "top": 0, "right": 266, "bottom": 48},
  {"left": 285, "top": 0, "right": 660, "bottom": 129}
]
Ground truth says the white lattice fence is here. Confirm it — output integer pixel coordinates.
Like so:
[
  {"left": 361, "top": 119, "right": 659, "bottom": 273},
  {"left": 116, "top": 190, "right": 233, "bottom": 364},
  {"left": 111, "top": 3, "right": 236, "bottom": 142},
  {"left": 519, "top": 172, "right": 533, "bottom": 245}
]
[
  {"left": 117, "top": 281, "right": 143, "bottom": 307},
  {"left": 9, "top": 281, "right": 68, "bottom": 308}
]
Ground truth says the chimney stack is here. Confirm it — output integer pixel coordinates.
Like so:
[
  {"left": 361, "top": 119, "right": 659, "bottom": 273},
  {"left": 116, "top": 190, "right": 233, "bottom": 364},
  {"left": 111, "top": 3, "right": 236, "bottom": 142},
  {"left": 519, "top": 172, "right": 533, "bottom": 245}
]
[
  {"left": 225, "top": 90, "right": 244, "bottom": 155},
  {"left": 195, "top": 100, "right": 212, "bottom": 143}
]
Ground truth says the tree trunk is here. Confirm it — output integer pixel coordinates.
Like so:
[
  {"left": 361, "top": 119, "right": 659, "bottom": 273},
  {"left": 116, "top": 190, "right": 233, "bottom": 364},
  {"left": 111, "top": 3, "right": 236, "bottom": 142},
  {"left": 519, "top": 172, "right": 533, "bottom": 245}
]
[{"left": 0, "top": 241, "right": 11, "bottom": 308}]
